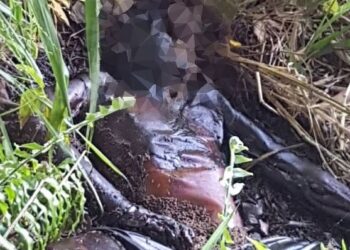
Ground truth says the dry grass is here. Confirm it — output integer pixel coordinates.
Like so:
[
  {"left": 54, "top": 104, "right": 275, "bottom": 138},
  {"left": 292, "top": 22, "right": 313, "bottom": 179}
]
[{"left": 224, "top": 0, "right": 350, "bottom": 184}]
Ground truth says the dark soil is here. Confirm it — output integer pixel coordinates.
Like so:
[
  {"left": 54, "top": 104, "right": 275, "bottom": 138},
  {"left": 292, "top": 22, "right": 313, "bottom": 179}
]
[{"left": 238, "top": 174, "right": 342, "bottom": 247}]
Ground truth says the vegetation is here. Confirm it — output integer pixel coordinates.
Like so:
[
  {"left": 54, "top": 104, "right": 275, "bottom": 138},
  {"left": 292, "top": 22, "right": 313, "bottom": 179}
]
[
  {"left": 203, "top": 137, "right": 253, "bottom": 250},
  {"left": 223, "top": 0, "right": 350, "bottom": 184},
  {"left": 0, "top": 0, "right": 132, "bottom": 249},
  {"left": 0, "top": 0, "right": 349, "bottom": 249}
]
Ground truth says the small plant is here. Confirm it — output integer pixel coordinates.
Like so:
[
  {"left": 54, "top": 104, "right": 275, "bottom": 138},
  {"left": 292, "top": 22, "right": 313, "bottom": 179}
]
[
  {"left": 0, "top": 140, "right": 85, "bottom": 250},
  {"left": 0, "top": 0, "right": 135, "bottom": 249},
  {"left": 202, "top": 136, "right": 253, "bottom": 250}
]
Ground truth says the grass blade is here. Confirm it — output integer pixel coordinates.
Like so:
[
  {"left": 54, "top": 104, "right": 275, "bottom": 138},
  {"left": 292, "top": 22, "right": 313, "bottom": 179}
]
[
  {"left": 77, "top": 130, "right": 128, "bottom": 182},
  {"left": 202, "top": 212, "right": 234, "bottom": 250},
  {"left": 85, "top": 0, "right": 100, "bottom": 140},
  {"left": 306, "top": 2, "right": 350, "bottom": 53},
  {"left": 29, "top": 0, "right": 71, "bottom": 130},
  {"left": 307, "top": 26, "right": 350, "bottom": 58},
  {"left": 0, "top": 10, "right": 40, "bottom": 75},
  {"left": 0, "top": 117, "right": 13, "bottom": 159}
]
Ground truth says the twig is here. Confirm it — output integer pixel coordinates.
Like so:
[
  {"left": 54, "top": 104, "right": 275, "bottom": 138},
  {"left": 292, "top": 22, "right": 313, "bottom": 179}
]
[{"left": 245, "top": 143, "right": 304, "bottom": 171}]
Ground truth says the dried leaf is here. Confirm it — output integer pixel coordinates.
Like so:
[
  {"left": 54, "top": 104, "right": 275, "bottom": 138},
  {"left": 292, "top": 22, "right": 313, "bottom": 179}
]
[
  {"left": 229, "top": 39, "right": 242, "bottom": 48},
  {"left": 50, "top": 0, "right": 70, "bottom": 26},
  {"left": 254, "top": 21, "right": 266, "bottom": 43},
  {"left": 55, "top": 0, "right": 70, "bottom": 8}
]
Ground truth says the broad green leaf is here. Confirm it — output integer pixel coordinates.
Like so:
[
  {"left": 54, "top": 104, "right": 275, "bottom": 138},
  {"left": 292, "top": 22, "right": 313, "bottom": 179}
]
[
  {"left": 119, "top": 96, "right": 136, "bottom": 107},
  {"left": 320, "top": 243, "right": 327, "bottom": 250}
]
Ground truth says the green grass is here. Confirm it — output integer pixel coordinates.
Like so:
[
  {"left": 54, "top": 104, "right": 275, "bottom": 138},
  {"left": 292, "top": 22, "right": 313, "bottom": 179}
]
[
  {"left": 0, "top": 0, "right": 133, "bottom": 249},
  {"left": 304, "top": 1, "right": 350, "bottom": 59},
  {"left": 29, "top": 0, "right": 71, "bottom": 130},
  {"left": 85, "top": 0, "right": 100, "bottom": 141}
]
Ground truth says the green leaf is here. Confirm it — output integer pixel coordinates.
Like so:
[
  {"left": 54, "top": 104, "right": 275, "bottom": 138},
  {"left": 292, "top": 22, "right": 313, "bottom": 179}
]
[
  {"left": 234, "top": 155, "right": 252, "bottom": 164},
  {"left": 307, "top": 26, "right": 350, "bottom": 58},
  {"left": 0, "top": 201, "right": 9, "bottom": 215},
  {"left": 14, "top": 148, "right": 31, "bottom": 159},
  {"left": 29, "top": 0, "right": 71, "bottom": 130},
  {"left": 78, "top": 131, "right": 128, "bottom": 181},
  {"left": 320, "top": 243, "right": 327, "bottom": 250},
  {"left": 16, "top": 64, "right": 44, "bottom": 88},
  {"left": 120, "top": 96, "right": 136, "bottom": 107},
  {"left": 305, "top": 2, "right": 350, "bottom": 53},
  {"left": 222, "top": 228, "right": 233, "bottom": 244},
  {"left": 4, "top": 186, "right": 16, "bottom": 204},
  {"left": 323, "top": 0, "right": 340, "bottom": 15},
  {"left": 86, "top": 113, "right": 97, "bottom": 124},
  {"left": 85, "top": 0, "right": 100, "bottom": 141},
  {"left": 341, "top": 239, "right": 347, "bottom": 250},
  {"left": 18, "top": 88, "right": 48, "bottom": 128},
  {"left": 232, "top": 168, "right": 253, "bottom": 179},
  {"left": 0, "top": 117, "right": 13, "bottom": 159},
  {"left": 229, "top": 136, "right": 248, "bottom": 154},
  {"left": 247, "top": 237, "right": 269, "bottom": 250},
  {"left": 19, "top": 142, "right": 44, "bottom": 151},
  {"left": 99, "top": 105, "right": 109, "bottom": 115}
]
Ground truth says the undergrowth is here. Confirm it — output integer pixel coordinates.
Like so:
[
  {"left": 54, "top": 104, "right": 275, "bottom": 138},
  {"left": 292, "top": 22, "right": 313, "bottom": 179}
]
[
  {"left": 0, "top": 0, "right": 349, "bottom": 249},
  {"left": 0, "top": 0, "right": 131, "bottom": 249}
]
